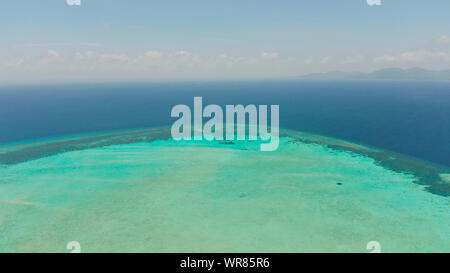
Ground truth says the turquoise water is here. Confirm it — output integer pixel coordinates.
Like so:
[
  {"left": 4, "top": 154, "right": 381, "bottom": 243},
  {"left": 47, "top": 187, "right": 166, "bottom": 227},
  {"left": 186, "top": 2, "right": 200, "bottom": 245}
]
[{"left": 0, "top": 129, "right": 449, "bottom": 252}]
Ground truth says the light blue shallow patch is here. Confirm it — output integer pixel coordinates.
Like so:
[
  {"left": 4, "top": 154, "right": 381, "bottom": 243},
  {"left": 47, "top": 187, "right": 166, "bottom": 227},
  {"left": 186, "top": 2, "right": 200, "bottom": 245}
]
[{"left": 0, "top": 137, "right": 449, "bottom": 252}]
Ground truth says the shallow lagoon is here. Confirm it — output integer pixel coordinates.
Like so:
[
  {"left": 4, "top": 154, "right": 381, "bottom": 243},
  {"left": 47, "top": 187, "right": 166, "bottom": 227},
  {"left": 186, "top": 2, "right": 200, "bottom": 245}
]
[{"left": 0, "top": 128, "right": 449, "bottom": 252}]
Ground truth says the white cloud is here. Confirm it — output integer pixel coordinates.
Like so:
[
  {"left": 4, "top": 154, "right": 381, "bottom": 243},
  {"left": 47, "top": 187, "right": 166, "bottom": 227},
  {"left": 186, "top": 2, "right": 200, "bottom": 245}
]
[
  {"left": 0, "top": 57, "right": 29, "bottom": 70},
  {"left": 343, "top": 55, "right": 365, "bottom": 64},
  {"left": 0, "top": 49, "right": 299, "bottom": 84},
  {"left": 12, "top": 43, "right": 102, "bottom": 49},
  {"left": 366, "top": 0, "right": 381, "bottom": 6},
  {"left": 438, "top": 52, "right": 450, "bottom": 62},
  {"left": 371, "top": 50, "right": 450, "bottom": 71},
  {"left": 144, "top": 50, "right": 163, "bottom": 58},
  {"left": 373, "top": 50, "right": 450, "bottom": 64},
  {"left": 373, "top": 55, "right": 396, "bottom": 63},
  {"left": 2, "top": 48, "right": 450, "bottom": 84},
  {"left": 101, "top": 54, "right": 129, "bottom": 62},
  {"left": 438, "top": 35, "right": 450, "bottom": 43},
  {"left": 217, "top": 53, "right": 244, "bottom": 67},
  {"left": 74, "top": 51, "right": 129, "bottom": 63},
  {"left": 47, "top": 50, "right": 60, "bottom": 58},
  {"left": 304, "top": 58, "right": 313, "bottom": 64},
  {"left": 261, "top": 52, "right": 279, "bottom": 59},
  {"left": 320, "top": 56, "right": 333, "bottom": 64},
  {"left": 174, "top": 50, "right": 190, "bottom": 57}
]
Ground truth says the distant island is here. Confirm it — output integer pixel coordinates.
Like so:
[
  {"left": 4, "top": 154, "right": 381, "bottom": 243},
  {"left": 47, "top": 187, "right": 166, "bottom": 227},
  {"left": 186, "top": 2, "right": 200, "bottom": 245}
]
[{"left": 298, "top": 68, "right": 450, "bottom": 81}]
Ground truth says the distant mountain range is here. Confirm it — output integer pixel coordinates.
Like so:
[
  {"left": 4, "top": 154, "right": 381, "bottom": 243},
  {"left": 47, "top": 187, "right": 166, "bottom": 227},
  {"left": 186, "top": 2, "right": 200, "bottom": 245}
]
[{"left": 299, "top": 68, "right": 450, "bottom": 81}]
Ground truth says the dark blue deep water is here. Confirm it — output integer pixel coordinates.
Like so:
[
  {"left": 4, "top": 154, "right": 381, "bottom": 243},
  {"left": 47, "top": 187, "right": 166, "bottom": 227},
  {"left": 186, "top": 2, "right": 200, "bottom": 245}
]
[{"left": 0, "top": 81, "right": 449, "bottom": 167}]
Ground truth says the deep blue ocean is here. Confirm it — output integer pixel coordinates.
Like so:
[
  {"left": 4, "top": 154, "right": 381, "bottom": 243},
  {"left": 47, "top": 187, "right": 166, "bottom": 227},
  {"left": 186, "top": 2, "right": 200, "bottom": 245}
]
[{"left": 0, "top": 80, "right": 449, "bottom": 167}]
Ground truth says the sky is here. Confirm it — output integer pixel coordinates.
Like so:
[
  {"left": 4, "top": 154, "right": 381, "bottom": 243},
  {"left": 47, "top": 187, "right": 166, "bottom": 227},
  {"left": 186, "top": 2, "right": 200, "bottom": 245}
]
[{"left": 1, "top": 0, "right": 450, "bottom": 84}]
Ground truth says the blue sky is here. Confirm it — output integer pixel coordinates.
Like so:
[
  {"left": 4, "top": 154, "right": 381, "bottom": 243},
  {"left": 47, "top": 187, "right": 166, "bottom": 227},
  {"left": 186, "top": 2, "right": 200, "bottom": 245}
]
[{"left": 1, "top": 0, "right": 450, "bottom": 83}]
